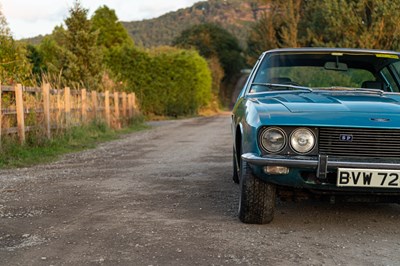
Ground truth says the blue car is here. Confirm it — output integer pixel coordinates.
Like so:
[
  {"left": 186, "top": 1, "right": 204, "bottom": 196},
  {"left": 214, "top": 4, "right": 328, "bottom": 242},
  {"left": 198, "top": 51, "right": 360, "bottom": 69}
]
[{"left": 232, "top": 48, "right": 400, "bottom": 224}]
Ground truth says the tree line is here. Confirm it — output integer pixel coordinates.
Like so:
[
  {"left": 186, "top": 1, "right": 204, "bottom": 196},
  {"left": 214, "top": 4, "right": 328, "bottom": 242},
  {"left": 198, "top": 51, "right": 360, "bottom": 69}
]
[
  {"left": 247, "top": 0, "right": 400, "bottom": 64},
  {"left": 1, "top": 0, "right": 400, "bottom": 116},
  {"left": 0, "top": 2, "right": 212, "bottom": 116}
]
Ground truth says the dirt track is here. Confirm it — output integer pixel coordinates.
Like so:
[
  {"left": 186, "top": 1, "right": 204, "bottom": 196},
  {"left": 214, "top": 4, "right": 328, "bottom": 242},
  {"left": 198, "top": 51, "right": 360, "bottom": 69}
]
[{"left": 1, "top": 115, "right": 400, "bottom": 265}]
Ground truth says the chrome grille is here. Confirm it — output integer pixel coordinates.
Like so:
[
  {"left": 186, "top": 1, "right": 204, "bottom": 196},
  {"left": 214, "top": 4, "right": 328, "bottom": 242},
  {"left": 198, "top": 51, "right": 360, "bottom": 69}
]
[{"left": 319, "top": 128, "right": 400, "bottom": 158}]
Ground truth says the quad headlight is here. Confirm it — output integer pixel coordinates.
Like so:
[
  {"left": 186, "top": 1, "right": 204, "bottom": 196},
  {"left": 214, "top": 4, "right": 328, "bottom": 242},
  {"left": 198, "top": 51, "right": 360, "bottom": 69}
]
[
  {"left": 290, "top": 128, "right": 315, "bottom": 154},
  {"left": 260, "top": 127, "right": 286, "bottom": 153}
]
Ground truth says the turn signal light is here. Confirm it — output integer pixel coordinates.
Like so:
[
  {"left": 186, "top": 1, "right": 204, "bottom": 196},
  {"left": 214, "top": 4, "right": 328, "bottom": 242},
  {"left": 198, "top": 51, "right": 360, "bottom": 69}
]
[{"left": 264, "top": 166, "right": 289, "bottom": 175}]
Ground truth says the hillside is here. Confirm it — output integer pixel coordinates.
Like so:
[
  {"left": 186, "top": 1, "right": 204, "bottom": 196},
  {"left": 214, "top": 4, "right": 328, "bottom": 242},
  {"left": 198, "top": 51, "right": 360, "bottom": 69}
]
[
  {"left": 22, "top": 0, "right": 265, "bottom": 49},
  {"left": 122, "top": 0, "right": 265, "bottom": 49}
]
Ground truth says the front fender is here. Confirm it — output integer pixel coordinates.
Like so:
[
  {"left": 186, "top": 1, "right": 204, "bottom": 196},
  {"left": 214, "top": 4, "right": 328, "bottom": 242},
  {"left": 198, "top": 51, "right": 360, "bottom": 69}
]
[{"left": 232, "top": 99, "right": 263, "bottom": 156}]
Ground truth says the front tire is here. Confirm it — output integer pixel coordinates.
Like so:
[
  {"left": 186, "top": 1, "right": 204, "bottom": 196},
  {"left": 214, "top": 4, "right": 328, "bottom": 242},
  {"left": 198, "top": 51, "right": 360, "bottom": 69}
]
[{"left": 238, "top": 160, "right": 276, "bottom": 224}]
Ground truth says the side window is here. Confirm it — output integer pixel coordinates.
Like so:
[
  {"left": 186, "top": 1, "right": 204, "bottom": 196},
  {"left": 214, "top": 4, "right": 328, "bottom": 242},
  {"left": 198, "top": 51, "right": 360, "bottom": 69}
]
[{"left": 381, "top": 66, "right": 400, "bottom": 92}]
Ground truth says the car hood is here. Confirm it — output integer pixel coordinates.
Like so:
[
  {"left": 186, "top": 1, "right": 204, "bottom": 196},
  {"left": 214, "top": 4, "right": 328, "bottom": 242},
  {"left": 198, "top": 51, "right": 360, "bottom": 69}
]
[
  {"left": 248, "top": 91, "right": 400, "bottom": 128},
  {"left": 256, "top": 92, "right": 400, "bottom": 113}
]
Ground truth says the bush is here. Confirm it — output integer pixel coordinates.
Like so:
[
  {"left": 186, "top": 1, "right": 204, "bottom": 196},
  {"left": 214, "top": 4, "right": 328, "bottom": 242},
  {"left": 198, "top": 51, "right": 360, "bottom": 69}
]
[{"left": 108, "top": 45, "right": 212, "bottom": 116}]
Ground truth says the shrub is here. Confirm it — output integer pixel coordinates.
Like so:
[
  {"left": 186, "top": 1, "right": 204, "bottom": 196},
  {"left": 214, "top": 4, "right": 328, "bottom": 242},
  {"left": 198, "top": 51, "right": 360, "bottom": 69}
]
[{"left": 108, "top": 45, "right": 212, "bottom": 116}]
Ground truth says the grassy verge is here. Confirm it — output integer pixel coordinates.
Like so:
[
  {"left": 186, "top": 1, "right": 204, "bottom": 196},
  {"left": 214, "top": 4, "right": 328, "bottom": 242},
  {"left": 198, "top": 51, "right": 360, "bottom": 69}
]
[{"left": 0, "top": 116, "right": 149, "bottom": 168}]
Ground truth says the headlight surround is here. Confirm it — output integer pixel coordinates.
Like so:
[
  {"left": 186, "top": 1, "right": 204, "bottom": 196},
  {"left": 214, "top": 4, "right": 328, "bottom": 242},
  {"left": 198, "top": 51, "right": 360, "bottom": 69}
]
[
  {"left": 290, "top": 128, "right": 316, "bottom": 154},
  {"left": 260, "top": 127, "right": 286, "bottom": 153}
]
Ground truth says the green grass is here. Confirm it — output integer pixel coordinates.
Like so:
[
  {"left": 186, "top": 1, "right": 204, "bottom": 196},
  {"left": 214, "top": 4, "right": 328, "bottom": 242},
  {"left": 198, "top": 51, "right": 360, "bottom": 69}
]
[{"left": 0, "top": 116, "right": 149, "bottom": 168}]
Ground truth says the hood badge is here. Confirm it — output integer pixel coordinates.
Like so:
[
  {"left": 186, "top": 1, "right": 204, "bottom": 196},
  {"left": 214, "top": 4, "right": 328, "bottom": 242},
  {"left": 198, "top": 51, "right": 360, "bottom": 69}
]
[
  {"left": 340, "top": 134, "right": 353, "bottom": 142},
  {"left": 370, "top": 118, "right": 390, "bottom": 122}
]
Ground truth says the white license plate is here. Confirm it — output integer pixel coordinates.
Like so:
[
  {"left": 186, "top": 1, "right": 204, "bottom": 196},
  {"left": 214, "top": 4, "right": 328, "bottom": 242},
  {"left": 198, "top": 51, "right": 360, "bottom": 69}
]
[{"left": 337, "top": 168, "right": 400, "bottom": 188}]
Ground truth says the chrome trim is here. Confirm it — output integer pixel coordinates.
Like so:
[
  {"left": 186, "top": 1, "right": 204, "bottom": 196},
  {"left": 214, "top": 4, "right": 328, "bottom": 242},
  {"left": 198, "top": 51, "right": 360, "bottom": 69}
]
[{"left": 242, "top": 153, "right": 400, "bottom": 170}]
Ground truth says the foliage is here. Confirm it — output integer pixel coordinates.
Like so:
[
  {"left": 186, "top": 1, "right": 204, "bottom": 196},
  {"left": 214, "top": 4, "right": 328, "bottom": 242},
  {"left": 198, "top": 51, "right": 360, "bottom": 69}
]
[
  {"left": 173, "top": 23, "right": 244, "bottom": 82},
  {"left": 122, "top": 0, "right": 261, "bottom": 49},
  {"left": 300, "top": 0, "right": 400, "bottom": 49},
  {"left": 91, "top": 5, "right": 134, "bottom": 92},
  {"left": 173, "top": 23, "right": 245, "bottom": 105},
  {"left": 26, "top": 44, "right": 46, "bottom": 84},
  {"left": 0, "top": 9, "right": 32, "bottom": 84},
  {"left": 247, "top": 12, "right": 277, "bottom": 65},
  {"left": 247, "top": 0, "right": 400, "bottom": 63},
  {"left": 108, "top": 45, "right": 212, "bottom": 116},
  {"left": 246, "top": 0, "right": 302, "bottom": 64},
  {"left": 36, "top": 2, "right": 103, "bottom": 89},
  {"left": 38, "top": 33, "right": 68, "bottom": 83},
  {"left": 91, "top": 5, "right": 133, "bottom": 50},
  {"left": 207, "top": 55, "right": 225, "bottom": 95},
  {"left": 63, "top": 1, "right": 103, "bottom": 89}
]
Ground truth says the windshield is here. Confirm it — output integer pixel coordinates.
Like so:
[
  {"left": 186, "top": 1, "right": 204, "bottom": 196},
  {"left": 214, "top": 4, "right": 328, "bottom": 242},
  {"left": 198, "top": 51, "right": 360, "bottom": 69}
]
[{"left": 250, "top": 51, "right": 400, "bottom": 93}]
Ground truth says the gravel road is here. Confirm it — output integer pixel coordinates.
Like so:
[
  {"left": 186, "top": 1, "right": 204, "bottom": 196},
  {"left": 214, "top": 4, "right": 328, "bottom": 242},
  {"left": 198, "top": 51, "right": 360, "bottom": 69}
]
[{"left": 1, "top": 115, "right": 400, "bottom": 265}]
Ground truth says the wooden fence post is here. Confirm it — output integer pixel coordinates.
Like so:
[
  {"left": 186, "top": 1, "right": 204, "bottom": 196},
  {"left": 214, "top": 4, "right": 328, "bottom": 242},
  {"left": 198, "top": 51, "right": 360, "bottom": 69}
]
[
  {"left": 132, "top": 93, "right": 137, "bottom": 109},
  {"left": 65, "top": 87, "right": 71, "bottom": 127},
  {"left": 122, "top": 92, "right": 127, "bottom": 118},
  {"left": 42, "top": 83, "right": 51, "bottom": 139},
  {"left": 128, "top": 93, "right": 133, "bottom": 118},
  {"left": 15, "top": 84, "right": 25, "bottom": 144},
  {"left": 127, "top": 93, "right": 131, "bottom": 118},
  {"left": 105, "top": 91, "right": 111, "bottom": 127},
  {"left": 114, "top": 91, "right": 120, "bottom": 128},
  {"left": 81, "top": 89, "right": 87, "bottom": 124},
  {"left": 91, "top": 91, "right": 97, "bottom": 120},
  {"left": 57, "top": 90, "right": 62, "bottom": 128}
]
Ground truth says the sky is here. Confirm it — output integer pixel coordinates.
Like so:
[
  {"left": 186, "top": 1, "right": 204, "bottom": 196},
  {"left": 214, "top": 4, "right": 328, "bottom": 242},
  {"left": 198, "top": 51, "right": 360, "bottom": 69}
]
[{"left": 1, "top": 0, "right": 201, "bottom": 39}]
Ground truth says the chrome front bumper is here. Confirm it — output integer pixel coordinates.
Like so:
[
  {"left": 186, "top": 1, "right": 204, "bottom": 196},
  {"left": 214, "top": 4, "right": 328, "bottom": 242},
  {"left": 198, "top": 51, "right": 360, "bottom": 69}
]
[{"left": 242, "top": 153, "right": 400, "bottom": 178}]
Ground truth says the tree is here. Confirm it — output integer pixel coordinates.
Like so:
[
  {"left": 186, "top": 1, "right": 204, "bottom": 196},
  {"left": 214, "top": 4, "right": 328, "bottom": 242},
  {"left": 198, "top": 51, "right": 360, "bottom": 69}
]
[
  {"left": 38, "top": 29, "right": 69, "bottom": 87},
  {"left": 63, "top": 1, "right": 103, "bottom": 89},
  {"left": 276, "top": 0, "right": 302, "bottom": 48},
  {"left": 0, "top": 5, "right": 10, "bottom": 37},
  {"left": 301, "top": 0, "right": 400, "bottom": 50},
  {"left": 0, "top": 7, "right": 31, "bottom": 84},
  {"left": 26, "top": 44, "right": 46, "bottom": 84},
  {"left": 246, "top": 0, "right": 302, "bottom": 64},
  {"left": 38, "top": 2, "right": 104, "bottom": 89},
  {"left": 174, "top": 23, "right": 244, "bottom": 81},
  {"left": 247, "top": 0, "right": 400, "bottom": 64},
  {"left": 247, "top": 11, "right": 277, "bottom": 65},
  {"left": 173, "top": 23, "right": 245, "bottom": 103},
  {"left": 91, "top": 5, "right": 133, "bottom": 51}
]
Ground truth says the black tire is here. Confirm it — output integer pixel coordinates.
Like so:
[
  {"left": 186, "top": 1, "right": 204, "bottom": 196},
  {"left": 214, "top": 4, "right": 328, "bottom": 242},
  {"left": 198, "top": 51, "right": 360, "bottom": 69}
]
[
  {"left": 232, "top": 147, "right": 239, "bottom": 184},
  {"left": 238, "top": 160, "right": 276, "bottom": 224}
]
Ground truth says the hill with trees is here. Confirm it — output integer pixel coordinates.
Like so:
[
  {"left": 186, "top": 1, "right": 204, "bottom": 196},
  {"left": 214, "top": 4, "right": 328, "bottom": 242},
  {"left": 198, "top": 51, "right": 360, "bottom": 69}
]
[
  {"left": 23, "top": 0, "right": 262, "bottom": 49},
  {"left": 122, "top": 0, "right": 263, "bottom": 48}
]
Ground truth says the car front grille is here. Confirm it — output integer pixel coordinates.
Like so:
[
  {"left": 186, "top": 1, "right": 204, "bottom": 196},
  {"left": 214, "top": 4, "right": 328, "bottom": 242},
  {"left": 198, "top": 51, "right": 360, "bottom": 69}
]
[{"left": 319, "top": 127, "right": 400, "bottom": 158}]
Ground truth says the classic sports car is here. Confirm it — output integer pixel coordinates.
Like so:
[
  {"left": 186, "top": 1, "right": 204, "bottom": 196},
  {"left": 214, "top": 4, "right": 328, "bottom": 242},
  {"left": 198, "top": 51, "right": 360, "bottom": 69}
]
[{"left": 232, "top": 48, "right": 400, "bottom": 224}]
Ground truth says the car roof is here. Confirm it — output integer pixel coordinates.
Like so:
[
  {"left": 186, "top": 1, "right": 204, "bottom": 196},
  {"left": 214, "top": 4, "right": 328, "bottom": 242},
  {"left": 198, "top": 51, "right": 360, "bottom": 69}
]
[{"left": 265, "top": 47, "right": 400, "bottom": 56}]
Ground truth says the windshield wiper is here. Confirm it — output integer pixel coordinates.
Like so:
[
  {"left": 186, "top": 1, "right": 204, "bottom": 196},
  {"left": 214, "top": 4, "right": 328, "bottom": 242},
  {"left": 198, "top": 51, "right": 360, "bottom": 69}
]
[{"left": 251, "top": 83, "right": 313, "bottom": 92}]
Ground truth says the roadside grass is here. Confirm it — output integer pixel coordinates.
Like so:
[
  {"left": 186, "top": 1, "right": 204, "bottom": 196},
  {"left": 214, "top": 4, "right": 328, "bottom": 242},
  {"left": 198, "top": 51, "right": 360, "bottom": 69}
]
[{"left": 0, "top": 116, "right": 149, "bottom": 168}]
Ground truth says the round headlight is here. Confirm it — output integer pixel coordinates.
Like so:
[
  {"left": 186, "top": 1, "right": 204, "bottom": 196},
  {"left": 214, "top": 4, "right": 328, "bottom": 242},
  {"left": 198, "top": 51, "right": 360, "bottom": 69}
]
[
  {"left": 260, "top": 127, "right": 286, "bottom": 153},
  {"left": 290, "top": 128, "right": 315, "bottom": 154}
]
